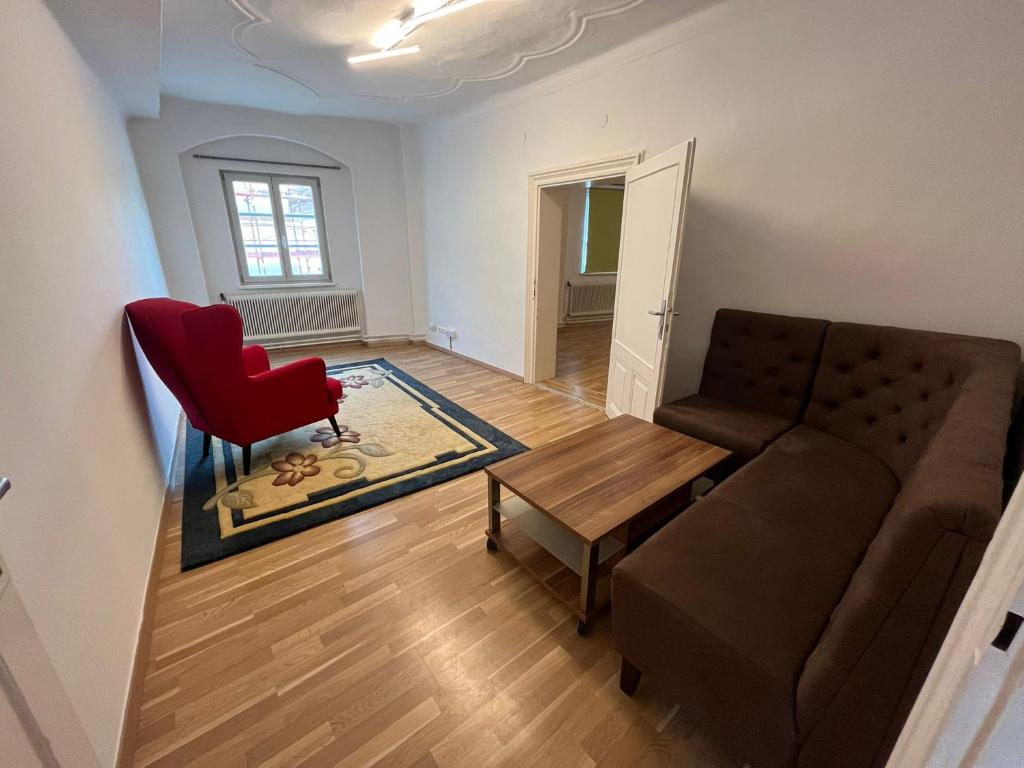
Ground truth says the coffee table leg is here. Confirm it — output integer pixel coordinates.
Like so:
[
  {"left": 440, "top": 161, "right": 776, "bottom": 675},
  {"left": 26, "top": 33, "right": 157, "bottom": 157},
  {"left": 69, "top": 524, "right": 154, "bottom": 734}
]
[
  {"left": 486, "top": 475, "right": 500, "bottom": 551},
  {"left": 578, "top": 541, "right": 600, "bottom": 635}
]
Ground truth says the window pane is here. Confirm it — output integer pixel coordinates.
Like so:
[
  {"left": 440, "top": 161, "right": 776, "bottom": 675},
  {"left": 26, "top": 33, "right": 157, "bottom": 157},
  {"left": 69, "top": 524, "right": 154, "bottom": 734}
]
[
  {"left": 232, "top": 180, "right": 283, "bottom": 278},
  {"left": 278, "top": 183, "right": 325, "bottom": 277}
]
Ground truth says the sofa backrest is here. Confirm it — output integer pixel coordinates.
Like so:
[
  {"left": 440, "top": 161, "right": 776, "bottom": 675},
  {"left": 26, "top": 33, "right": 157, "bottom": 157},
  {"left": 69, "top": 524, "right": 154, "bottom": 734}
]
[
  {"left": 795, "top": 324, "right": 1019, "bottom": 765},
  {"left": 803, "top": 323, "right": 1020, "bottom": 481},
  {"left": 698, "top": 308, "right": 830, "bottom": 420}
]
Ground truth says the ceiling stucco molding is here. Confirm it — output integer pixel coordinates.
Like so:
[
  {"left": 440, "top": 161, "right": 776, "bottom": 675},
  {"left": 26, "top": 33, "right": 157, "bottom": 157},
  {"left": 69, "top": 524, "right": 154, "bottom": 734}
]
[
  {"left": 222, "top": 0, "right": 324, "bottom": 98},
  {"left": 218, "top": 0, "right": 651, "bottom": 103},
  {"left": 412, "top": 0, "right": 649, "bottom": 100},
  {"left": 446, "top": 0, "right": 764, "bottom": 126}
]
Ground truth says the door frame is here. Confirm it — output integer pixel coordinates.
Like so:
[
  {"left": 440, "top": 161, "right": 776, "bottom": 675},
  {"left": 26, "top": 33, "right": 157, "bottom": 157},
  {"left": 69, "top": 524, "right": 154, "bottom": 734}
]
[
  {"left": 524, "top": 151, "right": 643, "bottom": 384},
  {"left": 887, "top": 478, "right": 1024, "bottom": 766}
]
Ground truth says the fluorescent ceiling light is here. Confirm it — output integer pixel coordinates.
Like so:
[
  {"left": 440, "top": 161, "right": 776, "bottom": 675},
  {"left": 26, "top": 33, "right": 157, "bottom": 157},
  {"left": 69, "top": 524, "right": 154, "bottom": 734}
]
[
  {"left": 416, "top": 0, "right": 488, "bottom": 23},
  {"left": 348, "top": 45, "right": 421, "bottom": 64},
  {"left": 352, "top": 0, "right": 488, "bottom": 65},
  {"left": 370, "top": 18, "right": 405, "bottom": 50},
  {"left": 413, "top": 0, "right": 448, "bottom": 15}
]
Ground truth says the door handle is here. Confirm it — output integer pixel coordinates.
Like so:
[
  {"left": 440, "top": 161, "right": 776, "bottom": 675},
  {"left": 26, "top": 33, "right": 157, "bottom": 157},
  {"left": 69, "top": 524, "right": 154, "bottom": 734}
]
[{"left": 649, "top": 300, "right": 680, "bottom": 340}]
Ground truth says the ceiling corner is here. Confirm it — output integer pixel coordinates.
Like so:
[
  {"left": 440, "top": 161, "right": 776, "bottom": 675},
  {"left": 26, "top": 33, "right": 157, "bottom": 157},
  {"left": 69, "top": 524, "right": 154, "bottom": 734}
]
[{"left": 43, "top": 0, "right": 163, "bottom": 118}]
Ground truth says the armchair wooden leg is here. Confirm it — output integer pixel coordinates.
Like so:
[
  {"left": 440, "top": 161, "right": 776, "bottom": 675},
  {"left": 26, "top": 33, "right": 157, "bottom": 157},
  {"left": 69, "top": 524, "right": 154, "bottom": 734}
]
[
  {"left": 202, "top": 432, "right": 212, "bottom": 458},
  {"left": 328, "top": 415, "right": 342, "bottom": 438},
  {"left": 619, "top": 657, "right": 642, "bottom": 695},
  {"left": 242, "top": 445, "right": 252, "bottom": 475}
]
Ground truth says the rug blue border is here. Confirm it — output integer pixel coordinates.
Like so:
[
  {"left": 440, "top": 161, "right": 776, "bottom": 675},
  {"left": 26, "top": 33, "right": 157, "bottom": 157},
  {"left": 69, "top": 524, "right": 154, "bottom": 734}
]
[{"left": 180, "top": 358, "right": 528, "bottom": 571}]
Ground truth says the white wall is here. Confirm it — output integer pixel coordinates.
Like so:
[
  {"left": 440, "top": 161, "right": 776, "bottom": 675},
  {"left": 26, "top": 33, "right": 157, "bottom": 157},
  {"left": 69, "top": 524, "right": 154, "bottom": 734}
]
[
  {"left": 400, "top": 123, "right": 430, "bottom": 337},
  {"left": 0, "top": 0, "right": 178, "bottom": 763},
  {"left": 179, "top": 136, "right": 363, "bottom": 301},
  {"left": 0, "top": 0, "right": 179, "bottom": 765},
  {"left": 417, "top": 0, "right": 1024, "bottom": 397},
  {"left": 129, "top": 98, "right": 418, "bottom": 340}
]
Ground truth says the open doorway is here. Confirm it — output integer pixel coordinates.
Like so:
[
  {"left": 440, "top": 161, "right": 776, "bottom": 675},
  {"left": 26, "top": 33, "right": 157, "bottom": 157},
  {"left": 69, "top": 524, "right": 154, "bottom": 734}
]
[
  {"left": 538, "top": 178, "right": 624, "bottom": 406},
  {"left": 524, "top": 153, "right": 641, "bottom": 405}
]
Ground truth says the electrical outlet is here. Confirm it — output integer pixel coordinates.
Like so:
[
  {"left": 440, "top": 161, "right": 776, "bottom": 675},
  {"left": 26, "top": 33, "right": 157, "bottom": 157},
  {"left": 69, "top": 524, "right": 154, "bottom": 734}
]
[
  {"left": 446, "top": 328, "right": 458, "bottom": 340},
  {"left": 428, "top": 323, "right": 438, "bottom": 332}
]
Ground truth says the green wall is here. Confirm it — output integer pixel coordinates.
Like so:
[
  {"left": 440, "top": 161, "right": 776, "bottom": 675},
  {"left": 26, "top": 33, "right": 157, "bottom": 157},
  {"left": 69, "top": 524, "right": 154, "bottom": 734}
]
[{"left": 583, "top": 187, "right": 623, "bottom": 273}]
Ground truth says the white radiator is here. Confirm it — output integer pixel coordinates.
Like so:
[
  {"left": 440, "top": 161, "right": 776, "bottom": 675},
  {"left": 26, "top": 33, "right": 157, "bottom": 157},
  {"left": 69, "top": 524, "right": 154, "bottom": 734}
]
[
  {"left": 565, "top": 281, "right": 616, "bottom": 321},
  {"left": 223, "top": 289, "right": 363, "bottom": 346}
]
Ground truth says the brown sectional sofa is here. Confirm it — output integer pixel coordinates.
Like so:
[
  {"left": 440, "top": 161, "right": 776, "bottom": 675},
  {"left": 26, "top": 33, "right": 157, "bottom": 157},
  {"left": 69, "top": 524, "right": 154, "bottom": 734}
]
[
  {"left": 655, "top": 309, "right": 830, "bottom": 469},
  {"left": 613, "top": 311, "right": 1020, "bottom": 768}
]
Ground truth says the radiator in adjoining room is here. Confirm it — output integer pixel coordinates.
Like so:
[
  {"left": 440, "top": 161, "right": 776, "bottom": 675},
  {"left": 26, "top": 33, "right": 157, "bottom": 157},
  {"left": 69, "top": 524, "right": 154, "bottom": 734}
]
[
  {"left": 222, "top": 289, "right": 363, "bottom": 346},
  {"left": 565, "top": 281, "right": 616, "bottom": 321}
]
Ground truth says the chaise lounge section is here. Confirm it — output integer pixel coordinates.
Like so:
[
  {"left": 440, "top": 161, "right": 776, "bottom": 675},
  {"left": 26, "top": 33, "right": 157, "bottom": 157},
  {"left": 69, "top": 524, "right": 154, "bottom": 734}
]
[{"left": 614, "top": 317, "right": 1020, "bottom": 768}]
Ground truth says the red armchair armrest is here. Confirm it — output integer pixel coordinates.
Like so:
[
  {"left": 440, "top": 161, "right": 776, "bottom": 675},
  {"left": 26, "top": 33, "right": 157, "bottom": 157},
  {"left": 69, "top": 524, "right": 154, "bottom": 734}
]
[{"left": 241, "top": 344, "right": 271, "bottom": 376}]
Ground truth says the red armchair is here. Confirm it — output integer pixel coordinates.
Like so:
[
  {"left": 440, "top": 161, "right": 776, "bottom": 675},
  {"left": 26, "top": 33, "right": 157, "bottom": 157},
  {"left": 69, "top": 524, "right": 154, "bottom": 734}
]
[{"left": 126, "top": 298, "right": 343, "bottom": 474}]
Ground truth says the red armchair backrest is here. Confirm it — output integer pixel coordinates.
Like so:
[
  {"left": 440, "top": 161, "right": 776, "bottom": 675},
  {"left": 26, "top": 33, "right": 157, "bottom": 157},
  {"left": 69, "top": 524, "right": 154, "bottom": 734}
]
[
  {"left": 126, "top": 298, "right": 255, "bottom": 438},
  {"left": 126, "top": 298, "right": 212, "bottom": 432},
  {"left": 178, "top": 304, "right": 253, "bottom": 441}
]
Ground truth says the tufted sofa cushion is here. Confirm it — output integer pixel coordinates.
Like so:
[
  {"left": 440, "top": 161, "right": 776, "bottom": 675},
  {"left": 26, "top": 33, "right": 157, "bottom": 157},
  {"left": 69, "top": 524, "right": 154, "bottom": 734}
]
[
  {"left": 698, "top": 308, "right": 830, "bottom": 421},
  {"left": 803, "top": 323, "right": 1019, "bottom": 481}
]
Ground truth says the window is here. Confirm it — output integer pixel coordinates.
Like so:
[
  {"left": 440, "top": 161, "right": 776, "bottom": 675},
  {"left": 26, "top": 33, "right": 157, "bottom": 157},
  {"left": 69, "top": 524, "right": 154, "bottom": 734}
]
[
  {"left": 222, "top": 171, "right": 331, "bottom": 284},
  {"left": 580, "top": 181, "right": 624, "bottom": 275}
]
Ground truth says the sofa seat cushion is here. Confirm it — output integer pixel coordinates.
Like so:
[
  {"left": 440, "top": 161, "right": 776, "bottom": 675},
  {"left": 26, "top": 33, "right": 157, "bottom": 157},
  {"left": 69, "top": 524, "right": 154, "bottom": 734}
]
[
  {"left": 612, "top": 427, "right": 900, "bottom": 766},
  {"left": 713, "top": 425, "right": 901, "bottom": 560},
  {"left": 654, "top": 393, "right": 794, "bottom": 463}
]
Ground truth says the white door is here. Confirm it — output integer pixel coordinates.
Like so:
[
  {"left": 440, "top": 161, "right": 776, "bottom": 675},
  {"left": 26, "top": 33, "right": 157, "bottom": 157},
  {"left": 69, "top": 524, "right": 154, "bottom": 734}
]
[{"left": 606, "top": 139, "right": 696, "bottom": 419}]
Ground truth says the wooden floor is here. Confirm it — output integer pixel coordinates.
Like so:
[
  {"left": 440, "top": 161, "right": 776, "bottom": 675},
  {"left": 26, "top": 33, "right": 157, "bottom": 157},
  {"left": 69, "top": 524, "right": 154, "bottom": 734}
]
[
  {"left": 541, "top": 322, "right": 613, "bottom": 407},
  {"left": 127, "top": 343, "right": 727, "bottom": 768}
]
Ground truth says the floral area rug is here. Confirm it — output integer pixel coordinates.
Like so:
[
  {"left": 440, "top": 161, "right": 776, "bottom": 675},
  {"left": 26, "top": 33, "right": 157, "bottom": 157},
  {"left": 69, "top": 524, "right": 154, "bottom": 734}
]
[{"left": 180, "top": 358, "right": 527, "bottom": 570}]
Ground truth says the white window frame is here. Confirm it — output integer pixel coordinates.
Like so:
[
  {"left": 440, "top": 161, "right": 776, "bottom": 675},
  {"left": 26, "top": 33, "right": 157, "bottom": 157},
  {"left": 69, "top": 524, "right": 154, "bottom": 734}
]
[{"left": 221, "top": 170, "right": 332, "bottom": 285}]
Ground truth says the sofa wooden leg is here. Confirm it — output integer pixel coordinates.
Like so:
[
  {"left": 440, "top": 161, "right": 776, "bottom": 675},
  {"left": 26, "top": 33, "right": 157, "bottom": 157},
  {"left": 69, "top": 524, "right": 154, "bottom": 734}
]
[
  {"left": 328, "top": 415, "right": 342, "bottom": 438},
  {"left": 202, "top": 432, "right": 212, "bottom": 458},
  {"left": 619, "top": 657, "right": 641, "bottom": 695},
  {"left": 242, "top": 445, "right": 252, "bottom": 475}
]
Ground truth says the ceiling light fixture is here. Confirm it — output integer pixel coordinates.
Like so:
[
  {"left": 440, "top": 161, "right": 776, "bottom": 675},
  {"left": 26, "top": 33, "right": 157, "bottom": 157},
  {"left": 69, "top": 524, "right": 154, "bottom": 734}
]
[
  {"left": 413, "top": 0, "right": 448, "bottom": 15},
  {"left": 348, "top": 0, "right": 488, "bottom": 65},
  {"left": 369, "top": 18, "right": 405, "bottom": 50},
  {"left": 347, "top": 45, "right": 422, "bottom": 65}
]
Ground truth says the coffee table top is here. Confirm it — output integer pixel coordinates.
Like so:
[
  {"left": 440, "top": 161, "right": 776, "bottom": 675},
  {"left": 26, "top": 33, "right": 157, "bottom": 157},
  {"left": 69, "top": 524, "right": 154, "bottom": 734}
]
[{"left": 486, "top": 415, "right": 731, "bottom": 543}]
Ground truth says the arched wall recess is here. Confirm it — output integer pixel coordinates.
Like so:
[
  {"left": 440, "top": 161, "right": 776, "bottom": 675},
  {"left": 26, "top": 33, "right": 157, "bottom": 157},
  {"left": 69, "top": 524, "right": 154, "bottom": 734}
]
[{"left": 177, "top": 135, "right": 367, "bottom": 307}]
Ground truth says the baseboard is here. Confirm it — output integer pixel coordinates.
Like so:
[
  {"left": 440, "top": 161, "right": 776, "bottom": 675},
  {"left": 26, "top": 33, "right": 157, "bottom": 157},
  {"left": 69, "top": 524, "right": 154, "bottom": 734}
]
[
  {"left": 363, "top": 334, "right": 426, "bottom": 347},
  {"left": 116, "top": 413, "right": 185, "bottom": 768},
  {"left": 423, "top": 341, "right": 523, "bottom": 382},
  {"left": 564, "top": 315, "right": 614, "bottom": 325},
  {"left": 260, "top": 334, "right": 425, "bottom": 351}
]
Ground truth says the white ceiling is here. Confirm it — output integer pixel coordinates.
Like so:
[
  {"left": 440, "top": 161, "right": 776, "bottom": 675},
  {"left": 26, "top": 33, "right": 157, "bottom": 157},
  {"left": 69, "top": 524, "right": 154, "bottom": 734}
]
[{"left": 160, "top": 0, "right": 720, "bottom": 122}]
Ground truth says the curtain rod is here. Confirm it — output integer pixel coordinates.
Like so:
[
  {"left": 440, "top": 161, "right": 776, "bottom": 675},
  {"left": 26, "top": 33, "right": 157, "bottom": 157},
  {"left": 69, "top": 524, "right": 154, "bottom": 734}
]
[{"left": 192, "top": 154, "right": 341, "bottom": 170}]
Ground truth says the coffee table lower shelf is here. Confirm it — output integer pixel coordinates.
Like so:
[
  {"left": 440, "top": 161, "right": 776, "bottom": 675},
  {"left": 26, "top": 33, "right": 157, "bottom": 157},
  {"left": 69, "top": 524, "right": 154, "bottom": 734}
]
[{"left": 484, "top": 495, "right": 624, "bottom": 634}]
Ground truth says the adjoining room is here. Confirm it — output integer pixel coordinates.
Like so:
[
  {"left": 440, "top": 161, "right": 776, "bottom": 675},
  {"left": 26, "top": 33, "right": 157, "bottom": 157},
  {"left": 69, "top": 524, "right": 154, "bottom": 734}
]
[
  {"left": 535, "top": 176, "right": 623, "bottom": 407},
  {"left": 3, "top": 1, "right": 1024, "bottom": 767}
]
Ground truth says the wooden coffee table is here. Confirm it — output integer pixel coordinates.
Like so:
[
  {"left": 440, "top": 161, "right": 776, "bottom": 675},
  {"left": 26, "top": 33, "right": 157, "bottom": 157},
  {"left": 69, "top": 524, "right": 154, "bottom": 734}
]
[{"left": 484, "top": 414, "right": 730, "bottom": 633}]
